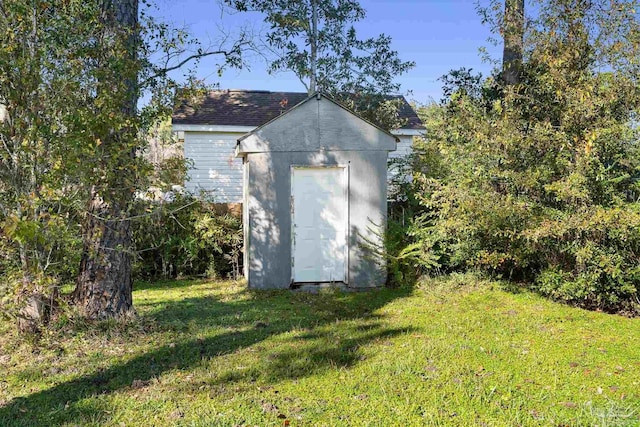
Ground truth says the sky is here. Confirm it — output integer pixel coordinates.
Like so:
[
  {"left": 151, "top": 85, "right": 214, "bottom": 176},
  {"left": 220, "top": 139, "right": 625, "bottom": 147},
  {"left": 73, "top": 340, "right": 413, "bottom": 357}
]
[{"left": 150, "top": 0, "right": 503, "bottom": 105}]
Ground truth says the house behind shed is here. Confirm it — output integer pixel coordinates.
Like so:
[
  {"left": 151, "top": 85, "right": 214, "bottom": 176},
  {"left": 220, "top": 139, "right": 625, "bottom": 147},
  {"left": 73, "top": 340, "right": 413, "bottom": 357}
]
[
  {"left": 172, "top": 90, "right": 424, "bottom": 202},
  {"left": 236, "top": 93, "right": 398, "bottom": 289}
]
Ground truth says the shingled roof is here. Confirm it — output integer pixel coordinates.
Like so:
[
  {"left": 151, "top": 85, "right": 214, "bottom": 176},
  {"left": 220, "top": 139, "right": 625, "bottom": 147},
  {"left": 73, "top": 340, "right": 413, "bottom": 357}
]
[{"left": 172, "top": 90, "right": 424, "bottom": 130}]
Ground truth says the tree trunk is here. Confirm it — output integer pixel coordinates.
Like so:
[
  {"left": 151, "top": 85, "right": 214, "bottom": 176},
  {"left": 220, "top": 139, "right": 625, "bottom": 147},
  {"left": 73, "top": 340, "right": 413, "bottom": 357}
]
[
  {"left": 309, "top": 0, "right": 318, "bottom": 95},
  {"left": 502, "top": 0, "right": 524, "bottom": 85},
  {"left": 73, "top": 0, "right": 139, "bottom": 319},
  {"left": 73, "top": 192, "right": 134, "bottom": 319}
]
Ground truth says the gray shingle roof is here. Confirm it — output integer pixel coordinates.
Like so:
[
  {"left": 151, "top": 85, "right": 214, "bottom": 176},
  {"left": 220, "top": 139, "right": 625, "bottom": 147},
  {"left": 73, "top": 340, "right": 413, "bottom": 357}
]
[{"left": 172, "top": 90, "right": 424, "bottom": 130}]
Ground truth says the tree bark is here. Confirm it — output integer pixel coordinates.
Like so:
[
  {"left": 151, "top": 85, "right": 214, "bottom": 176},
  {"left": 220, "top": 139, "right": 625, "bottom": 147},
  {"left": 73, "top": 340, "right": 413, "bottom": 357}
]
[
  {"left": 74, "top": 193, "right": 134, "bottom": 319},
  {"left": 73, "top": 0, "right": 138, "bottom": 319},
  {"left": 502, "top": 0, "right": 524, "bottom": 85},
  {"left": 309, "top": 0, "right": 318, "bottom": 95}
]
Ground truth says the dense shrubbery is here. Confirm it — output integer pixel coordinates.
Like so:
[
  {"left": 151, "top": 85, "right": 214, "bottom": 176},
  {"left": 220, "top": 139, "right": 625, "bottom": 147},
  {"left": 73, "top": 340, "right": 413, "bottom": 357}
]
[
  {"left": 402, "top": 1, "right": 640, "bottom": 313},
  {"left": 132, "top": 194, "right": 243, "bottom": 281},
  {"left": 0, "top": 204, "right": 82, "bottom": 324},
  {"left": 0, "top": 195, "right": 243, "bottom": 325},
  {"left": 380, "top": 160, "right": 441, "bottom": 288},
  {"left": 370, "top": 206, "right": 430, "bottom": 288},
  {"left": 529, "top": 207, "right": 640, "bottom": 310},
  {"left": 1, "top": 192, "right": 243, "bottom": 323}
]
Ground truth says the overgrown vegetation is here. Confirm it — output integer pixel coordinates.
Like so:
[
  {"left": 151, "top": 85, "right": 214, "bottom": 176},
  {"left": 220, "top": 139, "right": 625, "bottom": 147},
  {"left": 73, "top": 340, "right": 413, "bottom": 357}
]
[
  {"left": 0, "top": 0, "right": 250, "bottom": 327},
  {"left": 133, "top": 194, "right": 243, "bottom": 280},
  {"left": 401, "top": 0, "right": 640, "bottom": 314},
  {"left": 1, "top": 277, "right": 638, "bottom": 426}
]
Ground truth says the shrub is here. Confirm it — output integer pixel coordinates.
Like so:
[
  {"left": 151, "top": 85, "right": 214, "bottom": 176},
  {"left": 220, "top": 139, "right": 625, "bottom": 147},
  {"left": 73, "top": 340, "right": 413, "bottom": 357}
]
[
  {"left": 0, "top": 204, "right": 82, "bottom": 331},
  {"left": 132, "top": 193, "right": 243, "bottom": 280},
  {"left": 359, "top": 153, "right": 441, "bottom": 288},
  {"left": 410, "top": 0, "right": 640, "bottom": 313},
  {"left": 528, "top": 207, "right": 640, "bottom": 312},
  {"left": 414, "top": 93, "right": 640, "bottom": 312}
]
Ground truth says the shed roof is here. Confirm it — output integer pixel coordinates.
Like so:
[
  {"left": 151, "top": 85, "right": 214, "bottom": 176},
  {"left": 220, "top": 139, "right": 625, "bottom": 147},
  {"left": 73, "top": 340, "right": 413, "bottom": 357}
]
[
  {"left": 236, "top": 93, "right": 399, "bottom": 156},
  {"left": 172, "top": 89, "right": 424, "bottom": 130}
]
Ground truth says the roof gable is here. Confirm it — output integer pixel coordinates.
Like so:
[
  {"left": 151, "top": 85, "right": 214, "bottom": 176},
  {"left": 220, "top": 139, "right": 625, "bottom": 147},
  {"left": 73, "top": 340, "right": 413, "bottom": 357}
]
[
  {"left": 237, "top": 93, "right": 399, "bottom": 156},
  {"left": 173, "top": 89, "right": 424, "bottom": 130}
]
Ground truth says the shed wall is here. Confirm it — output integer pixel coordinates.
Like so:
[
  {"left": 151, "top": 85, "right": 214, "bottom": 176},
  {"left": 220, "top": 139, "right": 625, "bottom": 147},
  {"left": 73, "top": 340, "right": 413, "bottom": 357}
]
[
  {"left": 239, "top": 97, "right": 397, "bottom": 154},
  {"left": 246, "top": 150, "right": 388, "bottom": 289}
]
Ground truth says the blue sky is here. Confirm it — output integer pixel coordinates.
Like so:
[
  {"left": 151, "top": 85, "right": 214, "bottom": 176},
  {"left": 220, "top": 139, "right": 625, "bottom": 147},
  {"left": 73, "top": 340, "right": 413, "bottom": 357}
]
[{"left": 151, "top": 0, "right": 502, "bottom": 104}]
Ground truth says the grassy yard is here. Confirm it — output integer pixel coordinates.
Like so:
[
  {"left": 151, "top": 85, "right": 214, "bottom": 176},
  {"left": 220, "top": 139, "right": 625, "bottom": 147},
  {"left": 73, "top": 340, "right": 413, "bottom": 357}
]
[{"left": 0, "top": 275, "right": 639, "bottom": 426}]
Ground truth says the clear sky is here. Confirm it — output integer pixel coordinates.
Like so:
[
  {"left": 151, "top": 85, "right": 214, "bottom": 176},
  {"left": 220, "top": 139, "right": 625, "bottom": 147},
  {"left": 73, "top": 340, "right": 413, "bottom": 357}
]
[{"left": 151, "top": 0, "right": 502, "bottom": 104}]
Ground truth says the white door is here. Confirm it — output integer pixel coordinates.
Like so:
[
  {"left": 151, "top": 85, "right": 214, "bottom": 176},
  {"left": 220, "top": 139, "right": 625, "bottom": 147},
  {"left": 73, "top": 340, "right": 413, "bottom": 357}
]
[{"left": 292, "top": 167, "right": 347, "bottom": 283}]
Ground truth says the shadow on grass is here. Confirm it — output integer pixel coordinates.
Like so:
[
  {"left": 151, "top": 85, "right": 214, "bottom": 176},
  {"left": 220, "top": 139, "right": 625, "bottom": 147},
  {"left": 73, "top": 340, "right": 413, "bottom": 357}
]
[{"left": 1, "top": 284, "right": 412, "bottom": 426}]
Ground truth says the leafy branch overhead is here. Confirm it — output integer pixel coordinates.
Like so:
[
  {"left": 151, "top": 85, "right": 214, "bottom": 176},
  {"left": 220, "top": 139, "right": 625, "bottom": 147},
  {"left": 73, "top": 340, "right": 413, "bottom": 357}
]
[
  {"left": 0, "top": 0, "right": 252, "bottom": 325},
  {"left": 223, "top": 0, "right": 414, "bottom": 129}
]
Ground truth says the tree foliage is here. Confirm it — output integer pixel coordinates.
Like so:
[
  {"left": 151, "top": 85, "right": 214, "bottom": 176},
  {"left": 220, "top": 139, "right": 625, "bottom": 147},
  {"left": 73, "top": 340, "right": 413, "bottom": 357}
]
[
  {"left": 0, "top": 0, "right": 102, "bottom": 326},
  {"left": 133, "top": 194, "right": 243, "bottom": 281},
  {"left": 0, "top": 0, "right": 248, "bottom": 326},
  {"left": 223, "top": 0, "right": 414, "bottom": 129},
  {"left": 412, "top": 0, "right": 640, "bottom": 313}
]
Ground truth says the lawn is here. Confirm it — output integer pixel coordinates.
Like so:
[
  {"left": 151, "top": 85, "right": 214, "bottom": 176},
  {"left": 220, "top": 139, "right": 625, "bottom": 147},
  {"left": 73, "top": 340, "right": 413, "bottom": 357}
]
[{"left": 0, "top": 275, "right": 639, "bottom": 426}]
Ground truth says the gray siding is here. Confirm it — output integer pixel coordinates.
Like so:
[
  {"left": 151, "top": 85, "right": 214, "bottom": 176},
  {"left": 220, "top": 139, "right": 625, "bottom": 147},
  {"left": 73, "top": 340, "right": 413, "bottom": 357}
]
[
  {"left": 246, "top": 151, "right": 388, "bottom": 289},
  {"left": 239, "top": 97, "right": 397, "bottom": 154},
  {"left": 241, "top": 96, "right": 396, "bottom": 289},
  {"left": 182, "top": 126, "right": 417, "bottom": 203},
  {"left": 240, "top": 99, "right": 320, "bottom": 153}
]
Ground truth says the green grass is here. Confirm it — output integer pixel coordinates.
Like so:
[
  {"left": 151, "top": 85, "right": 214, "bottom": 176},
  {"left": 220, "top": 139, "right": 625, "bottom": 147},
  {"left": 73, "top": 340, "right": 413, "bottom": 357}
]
[{"left": 1, "top": 274, "right": 639, "bottom": 426}]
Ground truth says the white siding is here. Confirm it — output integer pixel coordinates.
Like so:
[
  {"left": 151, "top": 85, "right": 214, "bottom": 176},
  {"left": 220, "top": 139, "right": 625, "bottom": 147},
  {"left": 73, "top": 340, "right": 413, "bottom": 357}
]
[
  {"left": 387, "top": 135, "right": 414, "bottom": 183},
  {"left": 184, "top": 131, "right": 248, "bottom": 202},
  {"left": 389, "top": 135, "right": 414, "bottom": 160}
]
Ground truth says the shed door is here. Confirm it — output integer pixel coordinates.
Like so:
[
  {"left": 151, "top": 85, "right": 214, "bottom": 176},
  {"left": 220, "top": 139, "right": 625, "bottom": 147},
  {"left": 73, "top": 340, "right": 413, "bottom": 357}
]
[{"left": 292, "top": 167, "right": 347, "bottom": 283}]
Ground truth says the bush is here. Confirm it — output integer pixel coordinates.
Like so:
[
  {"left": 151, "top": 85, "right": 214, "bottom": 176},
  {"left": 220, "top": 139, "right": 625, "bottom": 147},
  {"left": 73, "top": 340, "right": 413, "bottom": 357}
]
[
  {"left": 132, "top": 193, "right": 243, "bottom": 280},
  {"left": 410, "top": 1, "right": 640, "bottom": 314},
  {"left": 360, "top": 153, "right": 441, "bottom": 289},
  {"left": 382, "top": 214, "right": 440, "bottom": 288},
  {"left": 528, "top": 207, "right": 640, "bottom": 312},
  {"left": 0, "top": 204, "right": 82, "bottom": 331},
  {"left": 414, "top": 95, "right": 640, "bottom": 312}
]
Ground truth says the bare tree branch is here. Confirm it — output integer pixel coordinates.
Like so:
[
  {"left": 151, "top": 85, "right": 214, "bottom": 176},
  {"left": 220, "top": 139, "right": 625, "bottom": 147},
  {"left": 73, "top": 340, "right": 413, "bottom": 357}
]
[{"left": 145, "top": 49, "right": 233, "bottom": 83}]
